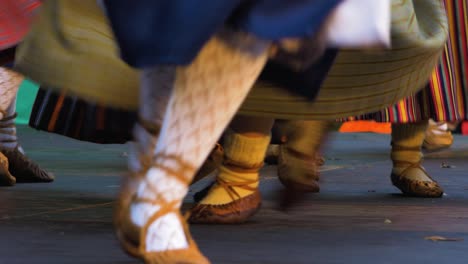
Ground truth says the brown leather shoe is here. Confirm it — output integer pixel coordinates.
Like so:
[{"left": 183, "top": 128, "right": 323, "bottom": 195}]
[
  {"left": 116, "top": 197, "right": 210, "bottom": 264},
  {"left": 189, "top": 176, "right": 261, "bottom": 224},
  {"left": 0, "top": 152, "right": 15, "bottom": 186},
  {"left": 189, "top": 190, "right": 261, "bottom": 224},
  {"left": 391, "top": 162, "right": 444, "bottom": 198},
  {"left": 0, "top": 147, "right": 54, "bottom": 183},
  {"left": 115, "top": 154, "right": 210, "bottom": 263},
  {"left": 423, "top": 121, "right": 454, "bottom": 151}
]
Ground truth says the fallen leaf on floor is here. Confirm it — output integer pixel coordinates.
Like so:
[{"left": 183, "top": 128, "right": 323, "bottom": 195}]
[
  {"left": 424, "top": 236, "right": 464, "bottom": 242},
  {"left": 440, "top": 162, "right": 455, "bottom": 168},
  {"left": 384, "top": 219, "right": 392, "bottom": 224}
]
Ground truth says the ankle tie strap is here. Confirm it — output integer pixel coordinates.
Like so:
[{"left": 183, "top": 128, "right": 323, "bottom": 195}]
[
  {"left": 0, "top": 112, "right": 17, "bottom": 125},
  {"left": 0, "top": 112, "right": 18, "bottom": 146},
  {"left": 391, "top": 143, "right": 421, "bottom": 152},
  {"left": 215, "top": 166, "right": 258, "bottom": 202}
]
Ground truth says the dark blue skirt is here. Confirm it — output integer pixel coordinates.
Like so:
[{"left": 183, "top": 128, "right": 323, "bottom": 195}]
[{"left": 103, "top": 0, "right": 342, "bottom": 67}]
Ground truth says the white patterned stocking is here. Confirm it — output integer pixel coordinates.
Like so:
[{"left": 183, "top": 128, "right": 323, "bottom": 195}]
[{"left": 130, "top": 31, "right": 270, "bottom": 253}]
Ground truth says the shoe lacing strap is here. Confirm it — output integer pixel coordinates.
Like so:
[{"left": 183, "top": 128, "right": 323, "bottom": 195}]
[
  {"left": 130, "top": 152, "right": 198, "bottom": 225},
  {"left": 392, "top": 160, "right": 436, "bottom": 183},
  {"left": 145, "top": 153, "right": 196, "bottom": 189},
  {"left": 0, "top": 112, "right": 18, "bottom": 146},
  {"left": 0, "top": 112, "right": 16, "bottom": 124},
  {"left": 390, "top": 143, "right": 434, "bottom": 180},
  {"left": 391, "top": 142, "right": 429, "bottom": 172},
  {"left": 132, "top": 154, "right": 196, "bottom": 253},
  {"left": 138, "top": 200, "right": 194, "bottom": 254},
  {"left": 390, "top": 143, "right": 421, "bottom": 152},
  {"left": 127, "top": 153, "right": 196, "bottom": 221},
  {"left": 215, "top": 172, "right": 258, "bottom": 202}
]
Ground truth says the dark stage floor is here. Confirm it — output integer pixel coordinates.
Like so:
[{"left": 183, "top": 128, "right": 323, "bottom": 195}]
[{"left": 1, "top": 126, "right": 467, "bottom": 263}]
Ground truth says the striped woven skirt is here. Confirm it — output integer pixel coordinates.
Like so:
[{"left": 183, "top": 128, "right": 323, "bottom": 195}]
[
  {"left": 29, "top": 87, "right": 136, "bottom": 144},
  {"left": 16, "top": 0, "right": 448, "bottom": 121},
  {"left": 346, "top": 0, "right": 468, "bottom": 123},
  {"left": 0, "top": 0, "right": 136, "bottom": 144},
  {"left": 25, "top": 0, "right": 449, "bottom": 142}
]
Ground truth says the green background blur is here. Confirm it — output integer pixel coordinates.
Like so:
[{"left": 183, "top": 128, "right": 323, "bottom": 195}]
[{"left": 17, "top": 79, "right": 39, "bottom": 124}]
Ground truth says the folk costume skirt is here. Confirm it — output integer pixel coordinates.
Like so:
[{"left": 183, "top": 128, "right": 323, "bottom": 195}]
[
  {"left": 16, "top": 0, "right": 448, "bottom": 122},
  {"left": 346, "top": 0, "right": 468, "bottom": 123}
]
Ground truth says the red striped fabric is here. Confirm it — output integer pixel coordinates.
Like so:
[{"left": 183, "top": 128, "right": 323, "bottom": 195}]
[
  {"left": 346, "top": 0, "right": 468, "bottom": 123},
  {"left": 0, "top": 0, "right": 41, "bottom": 50}
]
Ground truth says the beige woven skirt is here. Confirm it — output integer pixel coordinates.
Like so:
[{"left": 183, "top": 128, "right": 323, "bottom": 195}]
[{"left": 15, "top": 0, "right": 448, "bottom": 120}]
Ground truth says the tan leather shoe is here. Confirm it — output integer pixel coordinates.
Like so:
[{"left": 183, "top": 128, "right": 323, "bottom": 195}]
[
  {"left": 391, "top": 162, "right": 444, "bottom": 198},
  {"left": 0, "top": 151, "right": 15, "bottom": 186},
  {"left": 423, "top": 121, "right": 454, "bottom": 151}
]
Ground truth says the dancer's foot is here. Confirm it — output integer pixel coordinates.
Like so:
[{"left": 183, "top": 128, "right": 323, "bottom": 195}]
[
  {"left": 0, "top": 147, "right": 54, "bottom": 183},
  {"left": 391, "top": 154, "right": 443, "bottom": 198},
  {"left": 189, "top": 165, "right": 261, "bottom": 224},
  {"left": 391, "top": 122, "right": 443, "bottom": 198},
  {"left": 190, "top": 130, "right": 269, "bottom": 224},
  {"left": 115, "top": 156, "right": 210, "bottom": 263},
  {"left": 423, "top": 120, "right": 453, "bottom": 151},
  {"left": 0, "top": 152, "right": 15, "bottom": 186}
]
